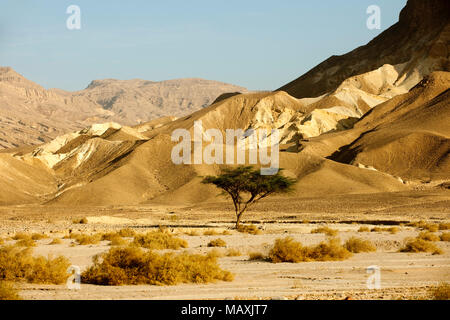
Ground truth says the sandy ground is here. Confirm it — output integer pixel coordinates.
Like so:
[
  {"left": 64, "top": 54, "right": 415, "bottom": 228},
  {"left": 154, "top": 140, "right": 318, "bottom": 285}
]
[{"left": 0, "top": 190, "right": 449, "bottom": 300}]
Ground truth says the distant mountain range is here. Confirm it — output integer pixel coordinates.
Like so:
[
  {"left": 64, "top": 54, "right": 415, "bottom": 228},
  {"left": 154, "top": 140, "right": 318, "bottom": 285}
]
[{"left": 0, "top": 68, "right": 246, "bottom": 149}]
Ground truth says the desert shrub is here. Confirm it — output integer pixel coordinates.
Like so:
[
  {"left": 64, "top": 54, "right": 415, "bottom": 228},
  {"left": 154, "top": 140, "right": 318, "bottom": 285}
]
[
  {"left": 248, "top": 252, "right": 265, "bottom": 261},
  {"left": 73, "top": 217, "right": 88, "bottom": 224},
  {"left": 208, "top": 249, "right": 225, "bottom": 258},
  {"left": 439, "top": 223, "right": 450, "bottom": 231},
  {"left": 203, "top": 230, "right": 219, "bottom": 236},
  {"left": 71, "top": 233, "right": 101, "bottom": 245},
  {"left": 15, "top": 239, "right": 36, "bottom": 247},
  {"left": 387, "top": 227, "right": 399, "bottom": 234},
  {"left": 267, "top": 237, "right": 352, "bottom": 263},
  {"left": 418, "top": 231, "right": 440, "bottom": 242},
  {"left": 132, "top": 231, "right": 188, "bottom": 250},
  {"left": 207, "top": 238, "right": 227, "bottom": 248},
  {"left": 222, "top": 230, "right": 232, "bottom": 235},
  {"left": 81, "top": 246, "right": 233, "bottom": 286},
  {"left": 370, "top": 227, "right": 383, "bottom": 232},
  {"left": 31, "top": 233, "right": 49, "bottom": 240},
  {"left": 226, "top": 248, "right": 241, "bottom": 257},
  {"left": 185, "top": 230, "right": 200, "bottom": 236},
  {"left": 12, "top": 232, "right": 31, "bottom": 241},
  {"left": 0, "top": 245, "right": 70, "bottom": 284},
  {"left": 237, "top": 224, "right": 261, "bottom": 235},
  {"left": 399, "top": 238, "right": 443, "bottom": 255},
  {"left": 407, "top": 221, "right": 439, "bottom": 232},
  {"left": 440, "top": 232, "right": 450, "bottom": 242},
  {"left": 0, "top": 281, "right": 21, "bottom": 300},
  {"left": 117, "top": 228, "right": 136, "bottom": 238},
  {"left": 344, "top": 237, "right": 376, "bottom": 253},
  {"left": 431, "top": 282, "right": 450, "bottom": 300},
  {"left": 358, "top": 226, "right": 370, "bottom": 232},
  {"left": 311, "top": 226, "right": 338, "bottom": 237},
  {"left": 49, "top": 238, "right": 62, "bottom": 245},
  {"left": 109, "top": 235, "right": 128, "bottom": 246}
]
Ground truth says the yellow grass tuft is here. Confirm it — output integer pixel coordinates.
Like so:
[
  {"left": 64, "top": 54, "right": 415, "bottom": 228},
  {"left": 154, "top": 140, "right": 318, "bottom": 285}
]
[
  {"left": 0, "top": 281, "right": 21, "bottom": 300},
  {"left": 237, "top": 224, "right": 262, "bottom": 235},
  {"left": 203, "top": 229, "right": 220, "bottom": 236},
  {"left": 311, "top": 226, "right": 338, "bottom": 237},
  {"left": 15, "top": 238, "right": 36, "bottom": 247},
  {"left": 81, "top": 246, "right": 233, "bottom": 286},
  {"left": 417, "top": 231, "right": 440, "bottom": 242},
  {"left": 70, "top": 233, "right": 101, "bottom": 245},
  {"left": 248, "top": 252, "right": 265, "bottom": 261},
  {"left": 439, "top": 223, "right": 450, "bottom": 231},
  {"left": 399, "top": 238, "right": 443, "bottom": 255},
  {"left": 430, "top": 282, "right": 450, "bottom": 300},
  {"left": 226, "top": 248, "right": 241, "bottom": 257},
  {"left": 440, "top": 232, "right": 450, "bottom": 242},
  {"left": 344, "top": 237, "right": 376, "bottom": 253},
  {"left": 117, "top": 228, "right": 136, "bottom": 238},
  {"left": 12, "top": 232, "right": 31, "bottom": 241},
  {"left": 0, "top": 245, "right": 70, "bottom": 284},
  {"left": 358, "top": 226, "right": 370, "bottom": 232},
  {"left": 132, "top": 231, "right": 188, "bottom": 250},
  {"left": 31, "top": 233, "right": 49, "bottom": 240},
  {"left": 207, "top": 238, "right": 227, "bottom": 248},
  {"left": 185, "top": 230, "right": 200, "bottom": 236},
  {"left": 267, "top": 237, "right": 352, "bottom": 263}
]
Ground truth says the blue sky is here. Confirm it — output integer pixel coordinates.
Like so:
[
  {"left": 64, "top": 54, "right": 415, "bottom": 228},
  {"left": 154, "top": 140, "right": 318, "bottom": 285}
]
[{"left": 0, "top": 0, "right": 406, "bottom": 91}]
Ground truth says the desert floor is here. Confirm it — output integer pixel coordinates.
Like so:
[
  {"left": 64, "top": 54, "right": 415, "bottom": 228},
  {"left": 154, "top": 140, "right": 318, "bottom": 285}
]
[{"left": 1, "top": 189, "right": 449, "bottom": 300}]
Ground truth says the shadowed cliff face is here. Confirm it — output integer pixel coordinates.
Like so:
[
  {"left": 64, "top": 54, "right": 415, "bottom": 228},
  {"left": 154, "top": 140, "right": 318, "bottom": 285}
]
[{"left": 278, "top": 0, "right": 450, "bottom": 98}]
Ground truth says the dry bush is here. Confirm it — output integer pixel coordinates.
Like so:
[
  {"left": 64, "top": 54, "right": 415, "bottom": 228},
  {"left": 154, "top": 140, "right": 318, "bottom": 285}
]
[
  {"left": 31, "top": 233, "right": 49, "bottom": 240},
  {"left": 267, "top": 237, "right": 352, "bottom": 263},
  {"left": 71, "top": 233, "right": 101, "bottom": 245},
  {"left": 387, "top": 227, "right": 399, "bottom": 234},
  {"left": 117, "top": 228, "right": 136, "bottom": 238},
  {"left": 203, "top": 230, "right": 219, "bottom": 236},
  {"left": 109, "top": 235, "right": 128, "bottom": 246},
  {"left": 237, "top": 224, "right": 261, "bottom": 235},
  {"left": 0, "top": 245, "right": 70, "bottom": 284},
  {"left": 185, "top": 230, "right": 200, "bottom": 236},
  {"left": 15, "top": 238, "right": 36, "bottom": 247},
  {"left": 407, "top": 221, "right": 439, "bottom": 232},
  {"left": 248, "top": 252, "right": 265, "bottom": 261},
  {"left": 0, "top": 281, "right": 21, "bottom": 300},
  {"left": 49, "top": 238, "right": 62, "bottom": 245},
  {"left": 439, "top": 223, "right": 450, "bottom": 231},
  {"left": 208, "top": 249, "right": 225, "bottom": 258},
  {"left": 207, "top": 238, "right": 227, "bottom": 248},
  {"left": 430, "top": 282, "right": 450, "bottom": 300},
  {"left": 81, "top": 246, "right": 233, "bottom": 286},
  {"left": 440, "top": 232, "right": 450, "bottom": 242},
  {"left": 370, "top": 227, "right": 383, "bottom": 232},
  {"left": 12, "top": 232, "right": 31, "bottom": 241},
  {"left": 222, "top": 230, "right": 232, "bottom": 235},
  {"left": 72, "top": 217, "right": 88, "bottom": 224},
  {"left": 344, "top": 237, "right": 376, "bottom": 253},
  {"left": 132, "top": 231, "right": 188, "bottom": 250},
  {"left": 226, "top": 248, "right": 241, "bottom": 257},
  {"left": 418, "top": 231, "right": 440, "bottom": 242},
  {"left": 399, "top": 238, "right": 443, "bottom": 255},
  {"left": 311, "top": 226, "right": 338, "bottom": 237},
  {"left": 358, "top": 226, "right": 370, "bottom": 232}
]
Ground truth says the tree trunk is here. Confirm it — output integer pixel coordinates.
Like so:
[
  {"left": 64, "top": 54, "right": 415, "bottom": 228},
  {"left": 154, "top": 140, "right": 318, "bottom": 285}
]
[{"left": 235, "top": 212, "right": 242, "bottom": 229}]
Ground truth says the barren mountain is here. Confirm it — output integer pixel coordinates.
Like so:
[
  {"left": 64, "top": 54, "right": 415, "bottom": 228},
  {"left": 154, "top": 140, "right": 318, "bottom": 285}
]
[
  {"left": 279, "top": 0, "right": 450, "bottom": 98},
  {"left": 0, "top": 67, "right": 246, "bottom": 149}
]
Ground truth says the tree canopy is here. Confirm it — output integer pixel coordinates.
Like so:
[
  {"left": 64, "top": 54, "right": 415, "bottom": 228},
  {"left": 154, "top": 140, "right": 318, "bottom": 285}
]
[{"left": 202, "top": 166, "right": 297, "bottom": 228}]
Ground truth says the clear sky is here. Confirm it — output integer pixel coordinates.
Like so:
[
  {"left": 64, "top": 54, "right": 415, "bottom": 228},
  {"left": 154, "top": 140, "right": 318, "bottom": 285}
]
[{"left": 0, "top": 0, "right": 407, "bottom": 91}]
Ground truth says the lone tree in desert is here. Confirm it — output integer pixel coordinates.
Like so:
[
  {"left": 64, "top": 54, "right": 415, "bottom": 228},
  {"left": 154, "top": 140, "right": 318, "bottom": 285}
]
[{"left": 202, "top": 166, "right": 297, "bottom": 229}]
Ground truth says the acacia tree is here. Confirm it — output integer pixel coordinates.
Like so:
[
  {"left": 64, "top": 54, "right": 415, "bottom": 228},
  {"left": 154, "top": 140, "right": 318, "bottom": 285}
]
[{"left": 202, "top": 166, "right": 297, "bottom": 228}]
